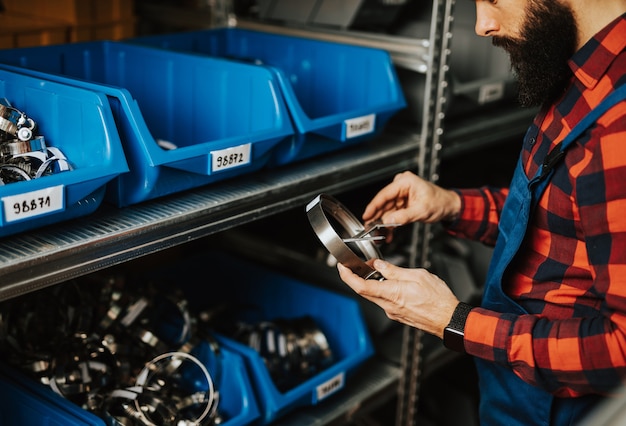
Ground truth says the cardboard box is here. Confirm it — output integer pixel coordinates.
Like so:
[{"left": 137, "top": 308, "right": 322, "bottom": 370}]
[
  {"left": 69, "top": 18, "right": 137, "bottom": 42},
  {"left": 0, "top": 13, "right": 69, "bottom": 48},
  {"left": 95, "top": 0, "right": 134, "bottom": 23},
  {"left": 2, "top": 0, "right": 134, "bottom": 24}
]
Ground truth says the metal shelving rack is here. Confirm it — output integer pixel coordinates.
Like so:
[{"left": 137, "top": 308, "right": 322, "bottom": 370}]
[
  {"left": 395, "top": 1, "right": 454, "bottom": 424},
  {"left": 0, "top": 0, "right": 536, "bottom": 424},
  {"left": 0, "top": 130, "right": 421, "bottom": 301},
  {"left": 0, "top": 1, "right": 434, "bottom": 421}
]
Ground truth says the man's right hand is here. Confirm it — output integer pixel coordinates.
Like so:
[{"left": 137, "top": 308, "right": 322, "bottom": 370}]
[{"left": 362, "top": 171, "right": 461, "bottom": 227}]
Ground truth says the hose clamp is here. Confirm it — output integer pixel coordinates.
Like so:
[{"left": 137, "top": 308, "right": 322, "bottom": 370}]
[{"left": 306, "top": 193, "right": 385, "bottom": 280}]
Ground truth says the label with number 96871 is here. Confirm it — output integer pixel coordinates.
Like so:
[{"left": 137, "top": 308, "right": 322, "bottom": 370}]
[
  {"left": 211, "top": 143, "right": 252, "bottom": 173},
  {"left": 2, "top": 185, "right": 64, "bottom": 223}
]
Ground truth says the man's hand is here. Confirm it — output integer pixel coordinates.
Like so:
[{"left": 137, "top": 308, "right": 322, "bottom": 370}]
[
  {"left": 362, "top": 171, "right": 462, "bottom": 227},
  {"left": 337, "top": 259, "right": 459, "bottom": 339}
]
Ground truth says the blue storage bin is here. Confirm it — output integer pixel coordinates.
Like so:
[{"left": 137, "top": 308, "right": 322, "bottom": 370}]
[
  {"left": 0, "top": 41, "right": 294, "bottom": 207},
  {"left": 0, "top": 69, "right": 128, "bottom": 237},
  {"left": 0, "top": 363, "right": 105, "bottom": 426},
  {"left": 155, "top": 252, "right": 375, "bottom": 425},
  {"left": 0, "top": 340, "right": 260, "bottom": 426},
  {"left": 190, "top": 340, "right": 262, "bottom": 425},
  {"left": 127, "top": 28, "right": 407, "bottom": 165}
]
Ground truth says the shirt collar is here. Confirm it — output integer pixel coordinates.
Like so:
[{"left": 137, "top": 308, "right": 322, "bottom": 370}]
[{"left": 569, "top": 13, "right": 626, "bottom": 90}]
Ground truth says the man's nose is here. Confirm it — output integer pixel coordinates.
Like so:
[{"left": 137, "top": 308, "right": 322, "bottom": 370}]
[{"left": 475, "top": 1, "right": 499, "bottom": 36}]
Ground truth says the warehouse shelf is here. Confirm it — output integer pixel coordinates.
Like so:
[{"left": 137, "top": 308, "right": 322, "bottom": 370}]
[
  {"left": 0, "top": 129, "right": 420, "bottom": 302},
  {"left": 275, "top": 357, "right": 401, "bottom": 426},
  {"left": 442, "top": 105, "right": 538, "bottom": 160},
  {"left": 0, "top": 0, "right": 511, "bottom": 424},
  {"left": 234, "top": 19, "right": 431, "bottom": 74}
]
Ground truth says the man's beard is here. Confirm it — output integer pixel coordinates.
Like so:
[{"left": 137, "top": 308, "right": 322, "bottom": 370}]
[{"left": 492, "top": 0, "right": 578, "bottom": 107}]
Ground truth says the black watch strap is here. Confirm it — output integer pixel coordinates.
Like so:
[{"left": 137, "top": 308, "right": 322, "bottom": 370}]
[{"left": 443, "top": 302, "right": 474, "bottom": 353}]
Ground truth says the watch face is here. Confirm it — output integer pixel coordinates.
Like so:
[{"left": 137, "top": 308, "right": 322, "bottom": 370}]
[
  {"left": 443, "top": 327, "right": 465, "bottom": 353},
  {"left": 443, "top": 302, "right": 473, "bottom": 353}
]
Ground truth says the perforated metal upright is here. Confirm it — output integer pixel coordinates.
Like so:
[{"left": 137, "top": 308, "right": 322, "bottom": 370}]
[{"left": 395, "top": 0, "right": 455, "bottom": 424}]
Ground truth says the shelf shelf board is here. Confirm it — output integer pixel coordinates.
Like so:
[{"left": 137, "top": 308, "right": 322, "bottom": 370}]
[
  {"left": 275, "top": 357, "right": 401, "bottom": 426},
  {"left": 235, "top": 19, "right": 430, "bottom": 73},
  {"left": 442, "top": 105, "right": 539, "bottom": 159},
  {"left": 0, "top": 131, "right": 420, "bottom": 301}
]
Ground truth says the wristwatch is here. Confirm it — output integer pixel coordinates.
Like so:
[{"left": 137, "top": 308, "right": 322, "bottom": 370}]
[{"left": 443, "top": 302, "right": 474, "bottom": 353}]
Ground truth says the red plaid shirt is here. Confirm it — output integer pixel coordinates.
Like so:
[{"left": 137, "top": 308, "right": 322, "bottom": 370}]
[{"left": 447, "top": 14, "right": 626, "bottom": 398}]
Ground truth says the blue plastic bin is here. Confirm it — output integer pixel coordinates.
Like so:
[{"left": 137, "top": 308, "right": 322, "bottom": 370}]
[
  {"left": 0, "top": 363, "right": 106, "bottom": 426},
  {"left": 190, "top": 340, "right": 262, "bottom": 425},
  {"left": 0, "top": 41, "right": 294, "bottom": 207},
  {"left": 127, "top": 28, "right": 407, "bottom": 165},
  {"left": 154, "top": 252, "right": 375, "bottom": 425},
  {"left": 0, "top": 340, "right": 260, "bottom": 426},
  {"left": 0, "top": 69, "right": 128, "bottom": 237}
]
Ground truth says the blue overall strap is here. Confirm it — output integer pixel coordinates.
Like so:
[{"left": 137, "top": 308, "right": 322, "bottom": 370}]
[
  {"left": 477, "top": 84, "right": 626, "bottom": 426},
  {"left": 537, "top": 83, "right": 626, "bottom": 183}
]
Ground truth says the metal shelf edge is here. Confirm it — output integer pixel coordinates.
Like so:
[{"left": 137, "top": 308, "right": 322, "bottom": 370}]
[
  {"left": 234, "top": 19, "right": 430, "bottom": 73},
  {"left": 274, "top": 358, "right": 401, "bottom": 426},
  {"left": 0, "top": 132, "right": 420, "bottom": 300}
]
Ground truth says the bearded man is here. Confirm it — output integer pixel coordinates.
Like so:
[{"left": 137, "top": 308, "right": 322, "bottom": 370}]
[{"left": 335, "top": 1, "right": 626, "bottom": 424}]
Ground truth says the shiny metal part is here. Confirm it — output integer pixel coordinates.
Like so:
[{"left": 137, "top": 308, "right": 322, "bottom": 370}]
[
  {"left": 306, "top": 193, "right": 385, "bottom": 280},
  {"left": 0, "top": 104, "right": 24, "bottom": 136},
  {"left": 135, "top": 351, "right": 216, "bottom": 426},
  {"left": 342, "top": 220, "right": 400, "bottom": 243},
  {"left": 0, "top": 136, "right": 46, "bottom": 158},
  {"left": 0, "top": 102, "right": 35, "bottom": 138},
  {"left": 0, "top": 101, "right": 71, "bottom": 184}
]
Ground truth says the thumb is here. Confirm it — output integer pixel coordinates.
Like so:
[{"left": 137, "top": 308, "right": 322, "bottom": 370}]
[
  {"left": 383, "top": 210, "right": 411, "bottom": 227},
  {"left": 373, "top": 259, "right": 402, "bottom": 280}
]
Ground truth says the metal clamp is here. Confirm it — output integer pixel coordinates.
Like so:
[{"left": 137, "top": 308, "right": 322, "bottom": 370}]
[
  {"left": 0, "top": 99, "right": 72, "bottom": 185},
  {"left": 134, "top": 351, "right": 217, "bottom": 426},
  {"left": 306, "top": 193, "right": 386, "bottom": 280},
  {"left": 0, "top": 136, "right": 46, "bottom": 158}
]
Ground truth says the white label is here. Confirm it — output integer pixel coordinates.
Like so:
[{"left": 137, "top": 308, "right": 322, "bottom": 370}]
[
  {"left": 478, "top": 81, "right": 505, "bottom": 104},
  {"left": 211, "top": 143, "right": 252, "bottom": 172},
  {"left": 2, "top": 185, "right": 64, "bottom": 223},
  {"left": 345, "top": 114, "right": 376, "bottom": 139},
  {"left": 315, "top": 372, "right": 345, "bottom": 402}
]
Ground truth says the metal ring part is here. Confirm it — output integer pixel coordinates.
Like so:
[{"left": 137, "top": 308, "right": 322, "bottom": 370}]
[
  {"left": 0, "top": 164, "right": 32, "bottom": 182},
  {"left": 231, "top": 315, "right": 333, "bottom": 392},
  {"left": 0, "top": 276, "right": 225, "bottom": 425},
  {"left": 0, "top": 100, "right": 72, "bottom": 184},
  {"left": 0, "top": 136, "right": 47, "bottom": 158},
  {"left": 306, "top": 193, "right": 384, "bottom": 280},
  {"left": 0, "top": 104, "right": 24, "bottom": 135},
  {"left": 135, "top": 351, "right": 215, "bottom": 426}
]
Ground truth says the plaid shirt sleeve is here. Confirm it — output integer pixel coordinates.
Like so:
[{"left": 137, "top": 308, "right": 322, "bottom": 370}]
[{"left": 444, "top": 186, "right": 509, "bottom": 246}]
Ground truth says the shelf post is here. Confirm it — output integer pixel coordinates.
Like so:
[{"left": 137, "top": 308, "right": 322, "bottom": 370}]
[{"left": 397, "top": 0, "right": 455, "bottom": 424}]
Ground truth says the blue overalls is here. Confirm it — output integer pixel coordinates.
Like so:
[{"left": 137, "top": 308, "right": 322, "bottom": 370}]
[{"left": 475, "top": 85, "right": 626, "bottom": 426}]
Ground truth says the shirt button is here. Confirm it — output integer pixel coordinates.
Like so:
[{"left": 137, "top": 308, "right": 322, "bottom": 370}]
[{"left": 529, "top": 137, "right": 536, "bottom": 145}]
